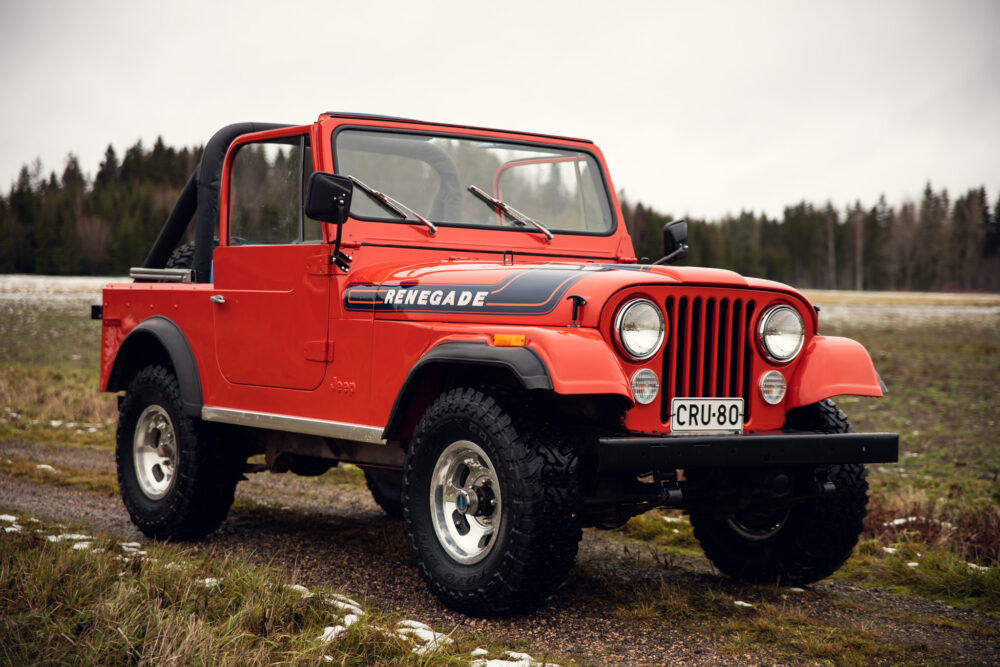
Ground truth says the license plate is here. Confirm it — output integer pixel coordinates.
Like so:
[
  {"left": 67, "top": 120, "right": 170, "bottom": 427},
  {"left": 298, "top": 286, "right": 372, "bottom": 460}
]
[{"left": 670, "top": 398, "right": 744, "bottom": 435}]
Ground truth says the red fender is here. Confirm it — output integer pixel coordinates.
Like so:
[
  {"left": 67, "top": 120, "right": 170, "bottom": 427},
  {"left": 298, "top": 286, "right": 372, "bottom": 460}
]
[
  {"left": 787, "top": 336, "right": 884, "bottom": 409},
  {"left": 526, "top": 327, "right": 631, "bottom": 398}
]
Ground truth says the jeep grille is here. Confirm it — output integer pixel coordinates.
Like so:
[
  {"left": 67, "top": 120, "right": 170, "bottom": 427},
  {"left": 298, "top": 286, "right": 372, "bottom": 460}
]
[{"left": 660, "top": 294, "right": 756, "bottom": 424}]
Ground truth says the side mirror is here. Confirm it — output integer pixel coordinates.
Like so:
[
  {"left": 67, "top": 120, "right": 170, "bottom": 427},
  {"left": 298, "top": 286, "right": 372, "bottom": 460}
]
[
  {"left": 305, "top": 172, "right": 353, "bottom": 226},
  {"left": 652, "top": 219, "right": 689, "bottom": 265}
]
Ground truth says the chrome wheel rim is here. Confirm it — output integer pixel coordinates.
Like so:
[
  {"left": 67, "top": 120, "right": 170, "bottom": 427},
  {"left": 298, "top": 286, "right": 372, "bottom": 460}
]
[
  {"left": 429, "top": 440, "right": 502, "bottom": 564},
  {"left": 727, "top": 508, "right": 790, "bottom": 541},
  {"left": 133, "top": 405, "right": 178, "bottom": 500}
]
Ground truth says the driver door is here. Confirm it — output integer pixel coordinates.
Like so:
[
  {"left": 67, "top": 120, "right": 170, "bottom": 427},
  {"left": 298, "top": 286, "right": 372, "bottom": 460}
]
[{"left": 212, "top": 132, "right": 331, "bottom": 391}]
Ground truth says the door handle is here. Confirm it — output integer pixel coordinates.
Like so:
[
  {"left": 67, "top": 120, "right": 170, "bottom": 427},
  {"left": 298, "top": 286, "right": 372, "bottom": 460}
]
[{"left": 209, "top": 295, "right": 226, "bottom": 304}]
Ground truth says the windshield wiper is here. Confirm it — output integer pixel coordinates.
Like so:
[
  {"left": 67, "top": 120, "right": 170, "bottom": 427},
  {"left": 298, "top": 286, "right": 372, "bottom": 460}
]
[
  {"left": 346, "top": 175, "right": 437, "bottom": 235},
  {"left": 468, "top": 186, "right": 553, "bottom": 242}
]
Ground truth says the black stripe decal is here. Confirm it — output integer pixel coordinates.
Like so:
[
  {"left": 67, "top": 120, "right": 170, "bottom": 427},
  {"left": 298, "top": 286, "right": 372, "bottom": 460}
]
[{"left": 345, "top": 268, "right": 588, "bottom": 315}]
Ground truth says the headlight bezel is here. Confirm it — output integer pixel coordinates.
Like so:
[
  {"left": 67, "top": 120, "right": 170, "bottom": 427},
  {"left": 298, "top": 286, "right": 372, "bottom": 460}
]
[
  {"left": 613, "top": 298, "right": 666, "bottom": 361},
  {"left": 757, "top": 304, "right": 805, "bottom": 363}
]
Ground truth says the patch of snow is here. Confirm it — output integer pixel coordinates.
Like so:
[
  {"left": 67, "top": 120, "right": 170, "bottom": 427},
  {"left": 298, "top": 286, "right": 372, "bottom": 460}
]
[
  {"left": 788, "top": 587, "right": 806, "bottom": 593},
  {"left": 734, "top": 600, "right": 754, "bottom": 608},
  {"left": 119, "top": 543, "right": 149, "bottom": 557},
  {"left": 883, "top": 547, "right": 897, "bottom": 554},
  {"left": 319, "top": 625, "right": 347, "bottom": 642},
  {"left": 287, "top": 584, "right": 312, "bottom": 598},
  {"left": 471, "top": 651, "right": 551, "bottom": 667},
  {"left": 48, "top": 420, "right": 63, "bottom": 428},
  {"left": 4, "top": 525, "right": 22, "bottom": 533},
  {"left": 72, "top": 541, "right": 92, "bottom": 550},
  {"left": 882, "top": 516, "right": 953, "bottom": 530},
  {"left": 47, "top": 533, "right": 91, "bottom": 542},
  {"left": 471, "top": 648, "right": 490, "bottom": 657},
  {"left": 326, "top": 594, "right": 364, "bottom": 616},
  {"left": 201, "top": 577, "right": 221, "bottom": 587},
  {"left": 36, "top": 464, "right": 57, "bottom": 473},
  {"left": 662, "top": 515, "right": 685, "bottom": 523},
  {"left": 396, "top": 619, "right": 454, "bottom": 656},
  {"left": 967, "top": 562, "right": 989, "bottom": 573},
  {"left": 0, "top": 514, "right": 18, "bottom": 522},
  {"left": 906, "top": 562, "right": 919, "bottom": 568}
]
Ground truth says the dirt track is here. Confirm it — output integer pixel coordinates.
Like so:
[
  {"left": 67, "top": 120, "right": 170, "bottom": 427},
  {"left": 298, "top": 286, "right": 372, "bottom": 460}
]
[{"left": 2, "top": 439, "right": 997, "bottom": 665}]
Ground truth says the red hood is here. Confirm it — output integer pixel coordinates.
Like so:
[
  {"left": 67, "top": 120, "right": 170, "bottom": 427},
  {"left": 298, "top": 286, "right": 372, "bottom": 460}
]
[{"left": 344, "top": 260, "right": 814, "bottom": 329}]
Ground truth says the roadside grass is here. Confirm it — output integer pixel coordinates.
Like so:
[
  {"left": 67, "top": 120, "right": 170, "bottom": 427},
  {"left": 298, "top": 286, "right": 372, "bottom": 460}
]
[
  {"left": 563, "top": 562, "right": 943, "bottom": 664},
  {"left": 0, "top": 365, "right": 116, "bottom": 448},
  {"left": 0, "top": 512, "right": 502, "bottom": 666},
  {"left": 0, "top": 455, "right": 118, "bottom": 495},
  {"left": 838, "top": 538, "right": 1000, "bottom": 614}
]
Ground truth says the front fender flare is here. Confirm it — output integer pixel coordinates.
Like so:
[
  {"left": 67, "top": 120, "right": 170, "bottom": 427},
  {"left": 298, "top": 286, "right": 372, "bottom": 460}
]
[
  {"left": 381, "top": 330, "right": 631, "bottom": 440},
  {"left": 786, "top": 335, "right": 884, "bottom": 409}
]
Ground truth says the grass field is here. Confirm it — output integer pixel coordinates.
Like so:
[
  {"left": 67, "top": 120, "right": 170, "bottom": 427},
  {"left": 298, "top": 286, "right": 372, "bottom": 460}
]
[{"left": 1, "top": 276, "right": 998, "bottom": 662}]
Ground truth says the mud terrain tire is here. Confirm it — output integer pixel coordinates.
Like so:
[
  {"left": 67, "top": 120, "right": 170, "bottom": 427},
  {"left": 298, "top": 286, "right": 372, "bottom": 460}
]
[
  {"left": 164, "top": 242, "right": 196, "bottom": 269},
  {"left": 403, "top": 387, "right": 581, "bottom": 616},
  {"left": 690, "top": 399, "right": 868, "bottom": 586},
  {"left": 364, "top": 468, "right": 404, "bottom": 519},
  {"left": 116, "top": 365, "right": 240, "bottom": 539}
]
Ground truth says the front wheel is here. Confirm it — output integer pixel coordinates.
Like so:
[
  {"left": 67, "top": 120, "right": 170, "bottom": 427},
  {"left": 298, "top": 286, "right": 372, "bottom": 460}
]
[
  {"left": 116, "top": 365, "right": 240, "bottom": 539},
  {"left": 403, "top": 387, "right": 581, "bottom": 616},
  {"left": 690, "top": 400, "right": 869, "bottom": 585}
]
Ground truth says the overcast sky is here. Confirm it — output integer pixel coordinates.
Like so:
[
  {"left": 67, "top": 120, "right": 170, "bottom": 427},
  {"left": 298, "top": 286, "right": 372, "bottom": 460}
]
[{"left": 1, "top": 0, "right": 997, "bottom": 220}]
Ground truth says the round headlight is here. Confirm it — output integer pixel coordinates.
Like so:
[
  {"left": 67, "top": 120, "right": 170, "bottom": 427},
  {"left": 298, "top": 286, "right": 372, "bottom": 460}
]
[
  {"left": 758, "top": 305, "right": 804, "bottom": 362},
  {"left": 615, "top": 299, "right": 665, "bottom": 360}
]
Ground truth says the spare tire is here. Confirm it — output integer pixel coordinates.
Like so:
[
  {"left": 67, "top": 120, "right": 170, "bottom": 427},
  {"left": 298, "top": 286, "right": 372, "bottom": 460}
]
[{"left": 165, "top": 242, "right": 197, "bottom": 269}]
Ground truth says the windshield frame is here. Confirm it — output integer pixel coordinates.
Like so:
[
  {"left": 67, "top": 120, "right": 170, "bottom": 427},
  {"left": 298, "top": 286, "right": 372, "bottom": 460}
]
[{"left": 330, "top": 125, "right": 618, "bottom": 238}]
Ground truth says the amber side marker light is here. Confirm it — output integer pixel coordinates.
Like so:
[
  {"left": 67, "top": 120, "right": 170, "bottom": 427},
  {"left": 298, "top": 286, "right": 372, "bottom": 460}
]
[{"left": 493, "top": 334, "right": 526, "bottom": 347}]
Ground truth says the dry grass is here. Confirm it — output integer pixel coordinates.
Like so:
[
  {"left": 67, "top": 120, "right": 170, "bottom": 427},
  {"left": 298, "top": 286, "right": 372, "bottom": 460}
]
[
  {"left": 0, "top": 512, "right": 493, "bottom": 666},
  {"left": 801, "top": 289, "right": 1000, "bottom": 307}
]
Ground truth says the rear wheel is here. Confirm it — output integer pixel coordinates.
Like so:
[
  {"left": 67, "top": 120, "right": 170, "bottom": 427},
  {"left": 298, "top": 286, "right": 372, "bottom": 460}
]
[
  {"left": 403, "top": 387, "right": 581, "bottom": 616},
  {"left": 690, "top": 400, "right": 868, "bottom": 585},
  {"left": 364, "top": 468, "right": 404, "bottom": 519},
  {"left": 116, "top": 365, "right": 241, "bottom": 539}
]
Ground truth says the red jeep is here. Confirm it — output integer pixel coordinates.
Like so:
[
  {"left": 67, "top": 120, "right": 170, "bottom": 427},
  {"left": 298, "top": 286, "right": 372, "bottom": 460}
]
[{"left": 97, "top": 113, "right": 898, "bottom": 615}]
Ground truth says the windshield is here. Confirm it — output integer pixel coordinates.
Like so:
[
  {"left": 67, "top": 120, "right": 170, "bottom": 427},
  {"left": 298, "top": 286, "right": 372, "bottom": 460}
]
[{"left": 334, "top": 129, "right": 614, "bottom": 234}]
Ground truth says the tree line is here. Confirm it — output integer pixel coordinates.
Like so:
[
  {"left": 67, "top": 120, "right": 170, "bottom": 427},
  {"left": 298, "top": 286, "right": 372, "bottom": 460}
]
[
  {"left": 622, "top": 184, "right": 999, "bottom": 292},
  {"left": 1, "top": 139, "right": 998, "bottom": 291}
]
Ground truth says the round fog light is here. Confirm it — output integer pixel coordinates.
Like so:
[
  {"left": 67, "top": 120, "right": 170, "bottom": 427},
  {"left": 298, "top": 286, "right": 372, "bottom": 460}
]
[
  {"left": 631, "top": 369, "right": 659, "bottom": 405},
  {"left": 759, "top": 370, "right": 787, "bottom": 405}
]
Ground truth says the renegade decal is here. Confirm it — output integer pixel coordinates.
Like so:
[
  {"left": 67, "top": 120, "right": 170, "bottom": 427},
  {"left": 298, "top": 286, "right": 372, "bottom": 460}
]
[{"left": 344, "top": 268, "right": 588, "bottom": 315}]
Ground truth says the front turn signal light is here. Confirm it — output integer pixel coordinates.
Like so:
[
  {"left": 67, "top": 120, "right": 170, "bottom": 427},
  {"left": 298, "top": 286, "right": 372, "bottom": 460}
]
[{"left": 493, "top": 334, "right": 526, "bottom": 347}]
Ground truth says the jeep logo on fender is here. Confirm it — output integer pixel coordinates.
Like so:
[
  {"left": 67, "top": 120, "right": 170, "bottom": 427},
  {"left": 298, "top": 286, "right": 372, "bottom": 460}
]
[{"left": 343, "top": 269, "right": 586, "bottom": 315}]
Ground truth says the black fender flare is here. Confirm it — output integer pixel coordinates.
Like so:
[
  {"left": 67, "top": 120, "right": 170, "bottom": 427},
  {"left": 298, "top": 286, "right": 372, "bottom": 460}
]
[
  {"left": 106, "top": 316, "right": 203, "bottom": 417},
  {"left": 381, "top": 341, "right": 552, "bottom": 440}
]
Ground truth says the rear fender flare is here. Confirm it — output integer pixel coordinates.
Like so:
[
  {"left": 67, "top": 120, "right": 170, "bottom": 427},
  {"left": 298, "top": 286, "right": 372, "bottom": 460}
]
[
  {"left": 786, "top": 335, "right": 884, "bottom": 409},
  {"left": 106, "top": 316, "right": 203, "bottom": 417}
]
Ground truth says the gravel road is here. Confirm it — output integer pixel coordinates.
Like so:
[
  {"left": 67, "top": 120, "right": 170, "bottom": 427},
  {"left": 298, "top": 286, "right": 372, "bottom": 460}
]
[{"left": 2, "top": 439, "right": 997, "bottom": 665}]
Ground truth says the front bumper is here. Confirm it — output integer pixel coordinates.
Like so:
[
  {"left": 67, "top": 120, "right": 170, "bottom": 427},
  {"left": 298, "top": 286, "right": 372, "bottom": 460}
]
[{"left": 594, "top": 432, "right": 898, "bottom": 473}]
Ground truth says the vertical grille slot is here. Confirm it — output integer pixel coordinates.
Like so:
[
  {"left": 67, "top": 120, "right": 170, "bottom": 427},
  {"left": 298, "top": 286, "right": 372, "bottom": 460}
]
[{"left": 661, "top": 294, "right": 756, "bottom": 424}]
